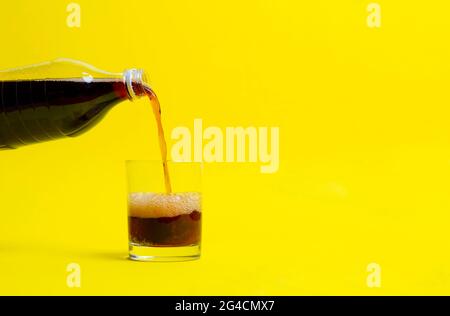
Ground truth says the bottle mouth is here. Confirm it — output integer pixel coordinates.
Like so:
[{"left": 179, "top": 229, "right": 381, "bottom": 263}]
[{"left": 124, "top": 68, "right": 148, "bottom": 100}]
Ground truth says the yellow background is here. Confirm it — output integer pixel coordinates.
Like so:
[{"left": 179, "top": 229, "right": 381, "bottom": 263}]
[{"left": 0, "top": 0, "right": 449, "bottom": 295}]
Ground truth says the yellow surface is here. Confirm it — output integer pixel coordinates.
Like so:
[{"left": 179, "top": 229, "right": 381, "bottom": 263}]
[{"left": 0, "top": 0, "right": 450, "bottom": 295}]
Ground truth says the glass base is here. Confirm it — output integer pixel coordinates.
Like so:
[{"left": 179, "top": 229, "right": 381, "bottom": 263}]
[{"left": 129, "top": 243, "right": 201, "bottom": 262}]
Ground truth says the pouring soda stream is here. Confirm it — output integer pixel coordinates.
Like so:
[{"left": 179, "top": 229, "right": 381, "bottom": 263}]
[{"left": 145, "top": 85, "right": 172, "bottom": 194}]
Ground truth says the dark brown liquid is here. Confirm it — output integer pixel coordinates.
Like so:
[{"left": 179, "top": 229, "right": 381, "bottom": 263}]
[
  {"left": 129, "top": 211, "right": 201, "bottom": 246},
  {"left": 0, "top": 79, "right": 128, "bottom": 149},
  {"left": 144, "top": 86, "right": 172, "bottom": 193}
]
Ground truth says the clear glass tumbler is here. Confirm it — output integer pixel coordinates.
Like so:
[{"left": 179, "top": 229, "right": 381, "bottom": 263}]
[{"left": 126, "top": 161, "right": 202, "bottom": 261}]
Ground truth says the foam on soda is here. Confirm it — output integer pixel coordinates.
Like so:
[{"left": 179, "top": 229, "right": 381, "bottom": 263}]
[{"left": 128, "top": 192, "right": 201, "bottom": 218}]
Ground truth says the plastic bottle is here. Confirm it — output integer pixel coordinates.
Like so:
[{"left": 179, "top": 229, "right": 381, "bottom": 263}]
[{"left": 0, "top": 58, "right": 147, "bottom": 149}]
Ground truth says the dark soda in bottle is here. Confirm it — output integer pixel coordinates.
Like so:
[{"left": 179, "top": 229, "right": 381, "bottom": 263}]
[{"left": 0, "top": 58, "right": 148, "bottom": 149}]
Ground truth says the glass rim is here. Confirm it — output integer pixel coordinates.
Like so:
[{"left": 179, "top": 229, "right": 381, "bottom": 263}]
[{"left": 125, "top": 161, "right": 204, "bottom": 171}]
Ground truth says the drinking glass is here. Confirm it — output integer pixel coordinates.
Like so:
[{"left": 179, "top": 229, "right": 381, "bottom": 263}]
[{"left": 126, "top": 161, "right": 202, "bottom": 261}]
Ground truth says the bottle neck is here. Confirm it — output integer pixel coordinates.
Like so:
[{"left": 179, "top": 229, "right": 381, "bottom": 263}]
[{"left": 123, "top": 68, "right": 148, "bottom": 101}]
